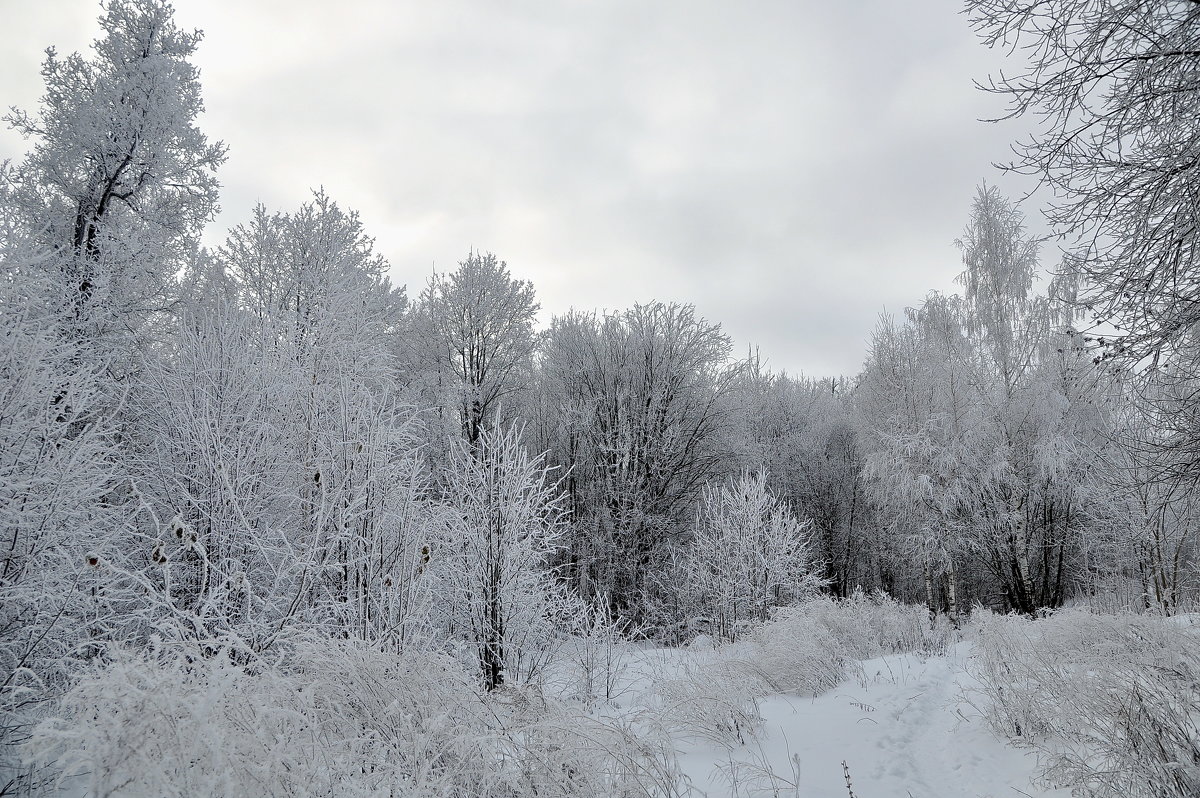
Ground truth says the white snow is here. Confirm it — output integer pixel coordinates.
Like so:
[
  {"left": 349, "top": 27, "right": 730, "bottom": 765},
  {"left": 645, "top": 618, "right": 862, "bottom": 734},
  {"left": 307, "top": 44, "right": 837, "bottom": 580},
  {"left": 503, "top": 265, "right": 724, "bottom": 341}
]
[{"left": 653, "top": 642, "right": 1070, "bottom": 798}]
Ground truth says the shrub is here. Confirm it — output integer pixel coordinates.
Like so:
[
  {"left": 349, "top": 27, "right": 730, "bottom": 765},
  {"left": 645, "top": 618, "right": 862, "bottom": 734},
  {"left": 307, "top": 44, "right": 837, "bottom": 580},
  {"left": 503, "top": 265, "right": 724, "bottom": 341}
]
[
  {"left": 27, "top": 633, "right": 688, "bottom": 797},
  {"left": 651, "top": 654, "right": 767, "bottom": 747},
  {"left": 968, "top": 608, "right": 1200, "bottom": 798}
]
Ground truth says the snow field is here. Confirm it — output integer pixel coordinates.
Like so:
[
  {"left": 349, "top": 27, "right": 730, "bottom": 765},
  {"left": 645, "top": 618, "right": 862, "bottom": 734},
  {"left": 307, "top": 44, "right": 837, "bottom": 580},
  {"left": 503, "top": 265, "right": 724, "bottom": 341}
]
[
  {"left": 670, "top": 643, "right": 1070, "bottom": 798},
  {"left": 25, "top": 603, "right": 1198, "bottom": 797}
]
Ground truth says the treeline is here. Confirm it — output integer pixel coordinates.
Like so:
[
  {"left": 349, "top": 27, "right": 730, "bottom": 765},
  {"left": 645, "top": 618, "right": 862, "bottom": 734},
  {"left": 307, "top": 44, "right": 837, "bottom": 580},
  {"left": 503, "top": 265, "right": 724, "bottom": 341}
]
[{"left": 3, "top": 0, "right": 1200, "bottom": 789}]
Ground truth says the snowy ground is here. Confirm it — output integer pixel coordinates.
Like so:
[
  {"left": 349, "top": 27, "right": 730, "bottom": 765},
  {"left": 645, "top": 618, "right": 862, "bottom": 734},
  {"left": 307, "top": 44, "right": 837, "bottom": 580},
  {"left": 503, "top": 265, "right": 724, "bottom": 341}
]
[{"left": 632, "top": 642, "right": 1070, "bottom": 798}]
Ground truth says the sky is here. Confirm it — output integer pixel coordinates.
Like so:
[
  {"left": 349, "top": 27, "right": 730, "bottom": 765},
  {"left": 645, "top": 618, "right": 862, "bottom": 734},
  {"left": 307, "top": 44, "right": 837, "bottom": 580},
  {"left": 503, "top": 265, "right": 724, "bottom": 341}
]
[{"left": 0, "top": 0, "right": 1041, "bottom": 377}]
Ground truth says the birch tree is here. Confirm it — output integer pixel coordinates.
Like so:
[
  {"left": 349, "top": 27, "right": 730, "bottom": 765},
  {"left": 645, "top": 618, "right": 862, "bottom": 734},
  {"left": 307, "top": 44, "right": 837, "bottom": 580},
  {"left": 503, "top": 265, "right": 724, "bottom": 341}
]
[
  {"left": 860, "top": 295, "right": 988, "bottom": 623},
  {"left": 859, "top": 187, "right": 1106, "bottom": 615},
  {"left": 968, "top": 0, "right": 1200, "bottom": 478},
  {"left": 956, "top": 184, "right": 1047, "bottom": 613}
]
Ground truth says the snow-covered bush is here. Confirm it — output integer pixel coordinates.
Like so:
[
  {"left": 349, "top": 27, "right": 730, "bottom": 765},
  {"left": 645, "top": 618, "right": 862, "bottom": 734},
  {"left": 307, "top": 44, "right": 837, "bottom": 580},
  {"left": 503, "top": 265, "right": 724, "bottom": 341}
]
[
  {"left": 645, "top": 593, "right": 949, "bottom": 749},
  {"left": 966, "top": 611, "right": 1057, "bottom": 740},
  {"left": 674, "top": 471, "right": 820, "bottom": 642},
  {"left": 651, "top": 654, "right": 766, "bottom": 747},
  {"left": 797, "top": 590, "right": 953, "bottom": 659},
  {"left": 737, "top": 608, "right": 850, "bottom": 697},
  {"left": 27, "top": 636, "right": 490, "bottom": 797},
  {"left": 488, "top": 685, "right": 688, "bottom": 797},
  {"left": 651, "top": 592, "right": 953, "bottom": 746},
  {"left": 968, "top": 609, "right": 1200, "bottom": 798},
  {"left": 728, "top": 594, "right": 950, "bottom": 699},
  {"left": 28, "top": 633, "right": 688, "bottom": 797},
  {"left": 432, "top": 424, "right": 580, "bottom": 691}
]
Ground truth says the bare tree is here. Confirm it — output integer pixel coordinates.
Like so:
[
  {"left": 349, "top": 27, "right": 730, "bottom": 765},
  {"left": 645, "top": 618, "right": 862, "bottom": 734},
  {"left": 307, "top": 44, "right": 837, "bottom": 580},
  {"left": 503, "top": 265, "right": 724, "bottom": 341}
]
[
  {"left": 538, "top": 303, "right": 744, "bottom": 618},
  {"left": 968, "top": 0, "right": 1200, "bottom": 478}
]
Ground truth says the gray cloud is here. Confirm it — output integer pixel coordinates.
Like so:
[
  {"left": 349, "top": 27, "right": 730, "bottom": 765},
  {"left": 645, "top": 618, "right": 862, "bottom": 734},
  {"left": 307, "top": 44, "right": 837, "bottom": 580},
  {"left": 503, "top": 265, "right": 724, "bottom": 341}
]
[{"left": 0, "top": 0, "right": 1041, "bottom": 376}]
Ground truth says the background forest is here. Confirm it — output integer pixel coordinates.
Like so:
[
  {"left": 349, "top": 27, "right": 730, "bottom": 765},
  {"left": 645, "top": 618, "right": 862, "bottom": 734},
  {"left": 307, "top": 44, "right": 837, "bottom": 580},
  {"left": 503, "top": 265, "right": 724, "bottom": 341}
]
[{"left": 3, "top": 2, "right": 1199, "bottom": 797}]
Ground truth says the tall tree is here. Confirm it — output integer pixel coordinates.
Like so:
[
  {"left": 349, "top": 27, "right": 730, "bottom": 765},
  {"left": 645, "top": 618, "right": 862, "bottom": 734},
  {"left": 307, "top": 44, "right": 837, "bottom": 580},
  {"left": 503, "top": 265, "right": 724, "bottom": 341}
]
[
  {"left": 860, "top": 295, "right": 985, "bottom": 622},
  {"left": 4, "top": 0, "right": 225, "bottom": 363},
  {"left": 538, "top": 303, "right": 743, "bottom": 616},
  {"left": 416, "top": 252, "right": 538, "bottom": 447},
  {"left": 957, "top": 184, "right": 1049, "bottom": 613},
  {"left": 858, "top": 188, "right": 1105, "bottom": 615},
  {"left": 206, "top": 192, "right": 414, "bottom": 646},
  {"left": 1, "top": 3, "right": 224, "bottom": 785},
  {"left": 968, "top": 0, "right": 1200, "bottom": 478}
]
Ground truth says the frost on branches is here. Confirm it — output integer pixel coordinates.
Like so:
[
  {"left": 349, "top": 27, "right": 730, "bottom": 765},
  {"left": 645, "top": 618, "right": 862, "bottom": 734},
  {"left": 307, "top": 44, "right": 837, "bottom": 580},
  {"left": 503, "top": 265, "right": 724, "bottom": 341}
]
[{"left": 674, "top": 470, "right": 821, "bottom": 641}]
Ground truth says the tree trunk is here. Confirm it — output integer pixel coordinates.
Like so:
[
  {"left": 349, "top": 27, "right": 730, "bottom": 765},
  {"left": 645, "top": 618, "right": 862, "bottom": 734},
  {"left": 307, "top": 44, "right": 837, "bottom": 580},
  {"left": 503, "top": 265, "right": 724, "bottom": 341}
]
[
  {"left": 946, "top": 557, "right": 960, "bottom": 629},
  {"left": 923, "top": 558, "right": 937, "bottom": 620},
  {"left": 1010, "top": 491, "right": 1036, "bottom": 613}
]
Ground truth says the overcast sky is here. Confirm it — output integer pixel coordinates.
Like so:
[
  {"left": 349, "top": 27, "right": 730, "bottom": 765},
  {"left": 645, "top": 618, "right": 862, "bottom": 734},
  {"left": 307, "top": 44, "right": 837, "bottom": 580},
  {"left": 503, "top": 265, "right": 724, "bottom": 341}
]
[{"left": 0, "top": 0, "right": 1040, "bottom": 377}]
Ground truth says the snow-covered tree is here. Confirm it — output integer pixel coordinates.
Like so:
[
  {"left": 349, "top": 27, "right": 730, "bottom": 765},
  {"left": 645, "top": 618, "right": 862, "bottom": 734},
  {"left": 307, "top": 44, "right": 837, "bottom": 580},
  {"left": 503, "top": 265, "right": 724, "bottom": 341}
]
[
  {"left": 415, "top": 251, "right": 538, "bottom": 446},
  {"left": 968, "top": 1, "right": 1200, "bottom": 378},
  {"left": 120, "top": 300, "right": 296, "bottom": 648},
  {"left": 3, "top": 0, "right": 225, "bottom": 364},
  {"left": 859, "top": 187, "right": 1108, "bottom": 616},
  {"left": 0, "top": 221, "right": 119, "bottom": 790},
  {"left": 434, "top": 425, "right": 574, "bottom": 690},
  {"left": 735, "top": 367, "right": 869, "bottom": 598},
  {"left": 678, "top": 470, "right": 819, "bottom": 640},
  {"left": 1081, "top": 390, "right": 1200, "bottom": 612},
  {"left": 101, "top": 192, "right": 424, "bottom": 653},
  {"left": 222, "top": 192, "right": 405, "bottom": 356},
  {"left": 859, "top": 295, "right": 987, "bottom": 622},
  {"left": 537, "top": 303, "right": 744, "bottom": 617}
]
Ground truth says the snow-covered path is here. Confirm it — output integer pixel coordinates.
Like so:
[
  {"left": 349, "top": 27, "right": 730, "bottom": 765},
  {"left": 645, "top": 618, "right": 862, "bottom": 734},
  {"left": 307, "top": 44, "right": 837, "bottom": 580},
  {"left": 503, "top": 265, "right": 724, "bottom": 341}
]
[{"left": 676, "top": 642, "right": 1072, "bottom": 798}]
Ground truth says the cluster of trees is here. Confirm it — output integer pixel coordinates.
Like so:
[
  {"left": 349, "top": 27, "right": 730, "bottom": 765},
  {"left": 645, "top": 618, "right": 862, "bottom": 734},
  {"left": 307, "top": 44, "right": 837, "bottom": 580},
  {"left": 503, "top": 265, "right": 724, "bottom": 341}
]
[{"left": 3, "top": 0, "right": 1200, "bottom": 792}]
